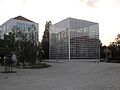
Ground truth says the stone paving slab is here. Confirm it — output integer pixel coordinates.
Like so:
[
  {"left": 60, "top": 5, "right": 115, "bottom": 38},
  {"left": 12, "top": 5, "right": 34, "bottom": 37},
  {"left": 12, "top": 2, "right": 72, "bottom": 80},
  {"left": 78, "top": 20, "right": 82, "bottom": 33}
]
[{"left": 0, "top": 61, "right": 120, "bottom": 90}]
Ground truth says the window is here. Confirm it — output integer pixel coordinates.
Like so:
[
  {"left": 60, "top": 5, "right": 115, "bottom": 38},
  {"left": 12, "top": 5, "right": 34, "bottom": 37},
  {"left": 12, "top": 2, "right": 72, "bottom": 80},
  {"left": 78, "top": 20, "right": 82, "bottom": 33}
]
[
  {"left": 0, "top": 28, "right": 2, "bottom": 32},
  {"left": 7, "top": 24, "right": 9, "bottom": 30},
  {"left": 28, "top": 27, "right": 30, "bottom": 31},
  {"left": 3, "top": 26, "right": 6, "bottom": 31},
  {"left": 83, "top": 27, "right": 87, "bottom": 32},
  {"left": 58, "top": 34, "right": 60, "bottom": 41}
]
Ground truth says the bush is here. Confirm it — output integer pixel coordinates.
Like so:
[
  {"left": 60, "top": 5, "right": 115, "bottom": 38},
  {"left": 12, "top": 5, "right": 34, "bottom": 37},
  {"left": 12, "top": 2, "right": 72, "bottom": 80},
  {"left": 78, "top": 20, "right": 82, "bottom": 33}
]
[{"left": 22, "top": 63, "right": 51, "bottom": 69}]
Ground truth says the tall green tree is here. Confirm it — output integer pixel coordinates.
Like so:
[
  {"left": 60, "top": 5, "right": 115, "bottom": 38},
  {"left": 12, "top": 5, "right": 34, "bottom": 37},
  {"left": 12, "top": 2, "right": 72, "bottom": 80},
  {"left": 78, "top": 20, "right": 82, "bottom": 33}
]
[
  {"left": 41, "top": 21, "right": 52, "bottom": 59},
  {"left": 2, "top": 32, "right": 15, "bottom": 72},
  {"left": 0, "top": 39, "right": 7, "bottom": 65}
]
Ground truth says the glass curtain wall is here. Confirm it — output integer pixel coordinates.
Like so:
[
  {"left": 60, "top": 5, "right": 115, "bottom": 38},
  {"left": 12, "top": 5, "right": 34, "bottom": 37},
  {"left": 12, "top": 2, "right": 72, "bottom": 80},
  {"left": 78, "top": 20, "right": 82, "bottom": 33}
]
[
  {"left": 70, "top": 24, "right": 99, "bottom": 59},
  {"left": 49, "top": 27, "right": 69, "bottom": 59},
  {"left": 49, "top": 18, "right": 99, "bottom": 60}
]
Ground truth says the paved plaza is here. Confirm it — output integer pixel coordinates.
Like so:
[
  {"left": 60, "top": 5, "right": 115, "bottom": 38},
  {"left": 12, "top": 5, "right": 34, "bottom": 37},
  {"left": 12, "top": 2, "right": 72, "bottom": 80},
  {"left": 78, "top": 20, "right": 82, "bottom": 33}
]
[{"left": 0, "top": 61, "right": 120, "bottom": 90}]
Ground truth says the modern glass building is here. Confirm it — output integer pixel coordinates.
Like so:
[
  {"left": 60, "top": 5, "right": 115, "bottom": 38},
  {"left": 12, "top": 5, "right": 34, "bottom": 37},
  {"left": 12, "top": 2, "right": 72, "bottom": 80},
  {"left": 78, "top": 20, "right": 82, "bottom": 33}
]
[{"left": 49, "top": 17, "right": 100, "bottom": 61}]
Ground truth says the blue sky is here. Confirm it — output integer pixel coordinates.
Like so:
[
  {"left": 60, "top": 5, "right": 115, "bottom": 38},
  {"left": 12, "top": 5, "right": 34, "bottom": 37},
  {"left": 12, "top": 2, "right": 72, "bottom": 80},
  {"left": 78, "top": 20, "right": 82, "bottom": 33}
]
[{"left": 0, "top": 0, "right": 120, "bottom": 45}]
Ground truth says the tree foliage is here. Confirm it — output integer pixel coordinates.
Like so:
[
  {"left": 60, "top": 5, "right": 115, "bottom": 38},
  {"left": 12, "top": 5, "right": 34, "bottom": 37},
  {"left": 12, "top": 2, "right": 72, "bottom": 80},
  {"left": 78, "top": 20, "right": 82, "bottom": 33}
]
[
  {"left": 41, "top": 21, "right": 52, "bottom": 59},
  {"left": 15, "top": 32, "right": 42, "bottom": 66},
  {"left": 0, "top": 32, "right": 15, "bottom": 72},
  {"left": 100, "top": 43, "right": 106, "bottom": 59},
  {"left": 108, "top": 34, "right": 120, "bottom": 58},
  {"left": 0, "top": 30, "right": 42, "bottom": 68}
]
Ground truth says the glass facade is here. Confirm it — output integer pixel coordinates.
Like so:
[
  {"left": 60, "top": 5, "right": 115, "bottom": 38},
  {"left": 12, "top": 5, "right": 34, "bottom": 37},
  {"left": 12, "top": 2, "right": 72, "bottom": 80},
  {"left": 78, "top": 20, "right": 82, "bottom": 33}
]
[{"left": 49, "top": 18, "right": 99, "bottom": 60}]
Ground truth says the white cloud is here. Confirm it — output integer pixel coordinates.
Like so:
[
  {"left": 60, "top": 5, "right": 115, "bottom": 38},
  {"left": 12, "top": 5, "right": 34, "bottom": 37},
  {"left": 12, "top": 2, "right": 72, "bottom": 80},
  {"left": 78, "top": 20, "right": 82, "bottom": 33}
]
[{"left": 80, "top": 0, "right": 98, "bottom": 7}]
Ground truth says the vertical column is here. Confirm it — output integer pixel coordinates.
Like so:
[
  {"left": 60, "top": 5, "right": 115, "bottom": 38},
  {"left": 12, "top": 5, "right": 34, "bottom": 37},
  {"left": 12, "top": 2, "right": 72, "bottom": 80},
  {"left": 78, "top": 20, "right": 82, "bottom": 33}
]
[
  {"left": 68, "top": 29, "right": 70, "bottom": 60},
  {"left": 98, "top": 25, "right": 100, "bottom": 63},
  {"left": 98, "top": 40, "right": 100, "bottom": 63}
]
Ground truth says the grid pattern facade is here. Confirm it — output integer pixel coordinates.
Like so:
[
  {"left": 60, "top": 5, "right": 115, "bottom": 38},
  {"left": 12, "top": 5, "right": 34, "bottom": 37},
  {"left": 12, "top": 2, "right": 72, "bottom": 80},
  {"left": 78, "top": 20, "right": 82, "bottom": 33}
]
[
  {"left": 49, "top": 28, "right": 69, "bottom": 59},
  {"left": 49, "top": 18, "right": 99, "bottom": 60}
]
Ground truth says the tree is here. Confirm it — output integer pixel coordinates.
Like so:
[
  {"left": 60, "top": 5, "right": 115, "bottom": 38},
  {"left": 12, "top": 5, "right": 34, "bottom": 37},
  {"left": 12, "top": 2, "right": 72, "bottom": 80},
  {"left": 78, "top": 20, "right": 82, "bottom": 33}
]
[
  {"left": 107, "top": 34, "right": 120, "bottom": 63},
  {"left": 14, "top": 30, "right": 41, "bottom": 67},
  {"left": 100, "top": 43, "right": 106, "bottom": 59},
  {"left": 16, "top": 36, "right": 37, "bottom": 66},
  {"left": 0, "top": 39, "right": 6, "bottom": 65},
  {"left": 0, "top": 26, "right": 43, "bottom": 69},
  {"left": 37, "top": 42, "right": 42, "bottom": 64},
  {"left": 2, "top": 32, "right": 15, "bottom": 72},
  {"left": 4, "top": 32, "right": 16, "bottom": 52},
  {"left": 41, "top": 21, "right": 52, "bottom": 59},
  {"left": 108, "top": 42, "right": 117, "bottom": 57},
  {"left": 108, "top": 34, "right": 120, "bottom": 58}
]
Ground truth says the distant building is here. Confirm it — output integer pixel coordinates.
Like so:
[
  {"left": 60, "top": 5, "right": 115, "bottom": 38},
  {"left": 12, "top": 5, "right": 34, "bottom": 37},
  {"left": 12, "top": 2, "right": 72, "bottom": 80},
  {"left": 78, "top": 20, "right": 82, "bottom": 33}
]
[
  {"left": 0, "top": 16, "right": 39, "bottom": 44},
  {"left": 49, "top": 17, "right": 100, "bottom": 61}
]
